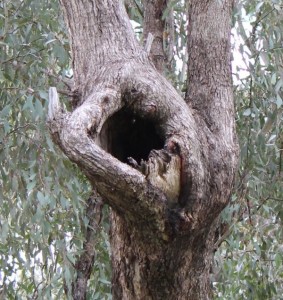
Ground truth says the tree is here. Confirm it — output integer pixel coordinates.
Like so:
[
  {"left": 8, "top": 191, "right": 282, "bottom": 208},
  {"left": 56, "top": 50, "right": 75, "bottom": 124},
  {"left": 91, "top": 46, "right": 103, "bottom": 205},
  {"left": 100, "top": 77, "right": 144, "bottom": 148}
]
[
  {"left": 1, "top": 0, "right": 282, "bottom": 299},
  {"left": 47, "top": 0, "right": 238, "bottom": 298}
]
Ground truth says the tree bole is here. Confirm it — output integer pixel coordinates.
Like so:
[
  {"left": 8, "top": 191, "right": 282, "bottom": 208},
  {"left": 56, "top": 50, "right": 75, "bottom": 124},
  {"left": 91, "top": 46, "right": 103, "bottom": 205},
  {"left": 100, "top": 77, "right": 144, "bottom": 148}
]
[{"left": 49, "top": 0, "right": 238, "bottom": 298}]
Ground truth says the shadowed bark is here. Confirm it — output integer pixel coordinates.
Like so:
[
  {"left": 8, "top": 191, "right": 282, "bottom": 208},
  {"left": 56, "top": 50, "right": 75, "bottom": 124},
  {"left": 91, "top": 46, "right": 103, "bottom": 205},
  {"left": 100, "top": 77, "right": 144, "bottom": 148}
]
[{"left": 49, "top": 0, "right": 238, "bottom": 298}]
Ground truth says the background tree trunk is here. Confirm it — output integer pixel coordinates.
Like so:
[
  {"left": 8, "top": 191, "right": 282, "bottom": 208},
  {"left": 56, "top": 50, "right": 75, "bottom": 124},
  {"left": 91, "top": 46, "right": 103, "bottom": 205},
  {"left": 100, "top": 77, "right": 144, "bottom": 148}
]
[
  {"left": 143, "top": 0, "right": 167, "bottom": 72},
  {"left": 49, "top": 0, "right": 238, "bottom": 298}
]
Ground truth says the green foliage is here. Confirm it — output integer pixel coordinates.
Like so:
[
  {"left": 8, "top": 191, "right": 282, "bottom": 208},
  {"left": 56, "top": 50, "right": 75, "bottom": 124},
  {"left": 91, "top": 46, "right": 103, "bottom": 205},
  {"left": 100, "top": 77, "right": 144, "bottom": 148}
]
[
  {"left": 0, "top": 1, "right": 110, "bottom": 298},
  {"left": 0, "top": 0, "right": 282, "bottom": 299},
  {"left": 214, "top": 1, "right": 283, "bottom": 298}
]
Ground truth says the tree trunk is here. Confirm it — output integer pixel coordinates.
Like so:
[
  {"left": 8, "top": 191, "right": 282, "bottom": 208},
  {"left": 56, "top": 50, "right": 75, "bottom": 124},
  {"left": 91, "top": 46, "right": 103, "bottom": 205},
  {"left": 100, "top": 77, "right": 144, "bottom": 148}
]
[
  {"left": 143, "top": 0, "right": 167, "bottom": 73},
  {"left": 49, "top": 0, "right": 238, "bottom": 298},
  {"left": 110, "top": 211, "right": 217, "bottom": 299}
]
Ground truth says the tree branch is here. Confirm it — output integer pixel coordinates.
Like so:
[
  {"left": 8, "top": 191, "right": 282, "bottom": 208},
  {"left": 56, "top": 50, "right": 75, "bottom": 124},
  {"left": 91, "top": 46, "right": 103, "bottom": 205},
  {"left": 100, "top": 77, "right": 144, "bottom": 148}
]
[{"left": 72, "top": 191, "right": 104, "bottom": 300}]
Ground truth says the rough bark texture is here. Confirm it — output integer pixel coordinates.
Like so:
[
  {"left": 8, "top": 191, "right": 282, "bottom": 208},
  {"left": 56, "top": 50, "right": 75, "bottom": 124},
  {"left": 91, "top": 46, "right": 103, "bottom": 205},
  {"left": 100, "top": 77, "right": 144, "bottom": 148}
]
[
  {"left": 143, "top": 0, "right": 167, "bottom": 72},
  {"left": 49, "top": 0, "right": 238, "bottom": 299}
]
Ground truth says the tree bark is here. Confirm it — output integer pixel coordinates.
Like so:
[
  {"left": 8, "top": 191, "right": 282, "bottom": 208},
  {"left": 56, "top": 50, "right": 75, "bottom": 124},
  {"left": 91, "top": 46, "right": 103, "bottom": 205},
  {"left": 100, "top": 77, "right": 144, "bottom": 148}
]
[
  {"left": 49, "top": 0, "right": 238, "bottom": 298},
  {"left": 143, "top": 0, "right": 167, "bottom": 72}
]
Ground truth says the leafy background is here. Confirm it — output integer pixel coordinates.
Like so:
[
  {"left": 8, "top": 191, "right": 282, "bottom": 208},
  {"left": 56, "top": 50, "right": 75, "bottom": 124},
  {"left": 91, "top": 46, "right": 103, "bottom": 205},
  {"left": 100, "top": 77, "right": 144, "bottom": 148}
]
[{"left": 0, "top": 0, "right": 282, "bottom": 299}]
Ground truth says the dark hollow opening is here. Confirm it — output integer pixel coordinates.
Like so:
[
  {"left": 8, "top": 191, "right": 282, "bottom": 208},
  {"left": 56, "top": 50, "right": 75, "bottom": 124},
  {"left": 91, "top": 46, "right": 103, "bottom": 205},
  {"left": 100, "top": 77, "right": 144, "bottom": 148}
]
[{"left": 101, "top": 108, "right": 164, "bottom": 164}]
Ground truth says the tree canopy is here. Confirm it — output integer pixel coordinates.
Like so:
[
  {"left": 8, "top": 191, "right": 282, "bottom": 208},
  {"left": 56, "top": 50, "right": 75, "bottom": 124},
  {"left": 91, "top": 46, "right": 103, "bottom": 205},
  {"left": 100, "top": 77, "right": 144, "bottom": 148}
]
[{"left": 0, "top": 0, "right": 282, "bottom": 299}]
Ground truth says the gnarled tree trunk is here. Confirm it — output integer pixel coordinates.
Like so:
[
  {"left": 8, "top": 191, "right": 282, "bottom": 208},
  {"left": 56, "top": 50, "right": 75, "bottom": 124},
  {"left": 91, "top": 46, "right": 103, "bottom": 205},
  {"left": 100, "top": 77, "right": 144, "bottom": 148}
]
[{"left": 49, "top": 0, "right": 238, "bottom": 299}]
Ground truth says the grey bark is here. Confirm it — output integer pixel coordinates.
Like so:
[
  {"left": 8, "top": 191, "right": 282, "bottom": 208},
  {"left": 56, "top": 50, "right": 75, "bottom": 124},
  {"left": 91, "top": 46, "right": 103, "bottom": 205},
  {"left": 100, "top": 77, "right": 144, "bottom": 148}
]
[
  {"left": 49, "top": 0, "right": 238, "bottom": 299},
  {"left": 143, "top": 0, "right": 167, "bottom": 72}
]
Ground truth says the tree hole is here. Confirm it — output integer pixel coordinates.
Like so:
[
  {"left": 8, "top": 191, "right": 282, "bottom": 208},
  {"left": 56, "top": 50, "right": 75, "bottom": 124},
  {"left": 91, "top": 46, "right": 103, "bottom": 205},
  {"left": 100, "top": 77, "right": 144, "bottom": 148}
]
[{"left": 100, "top": 108, "right": 164, "bottom": 164}]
